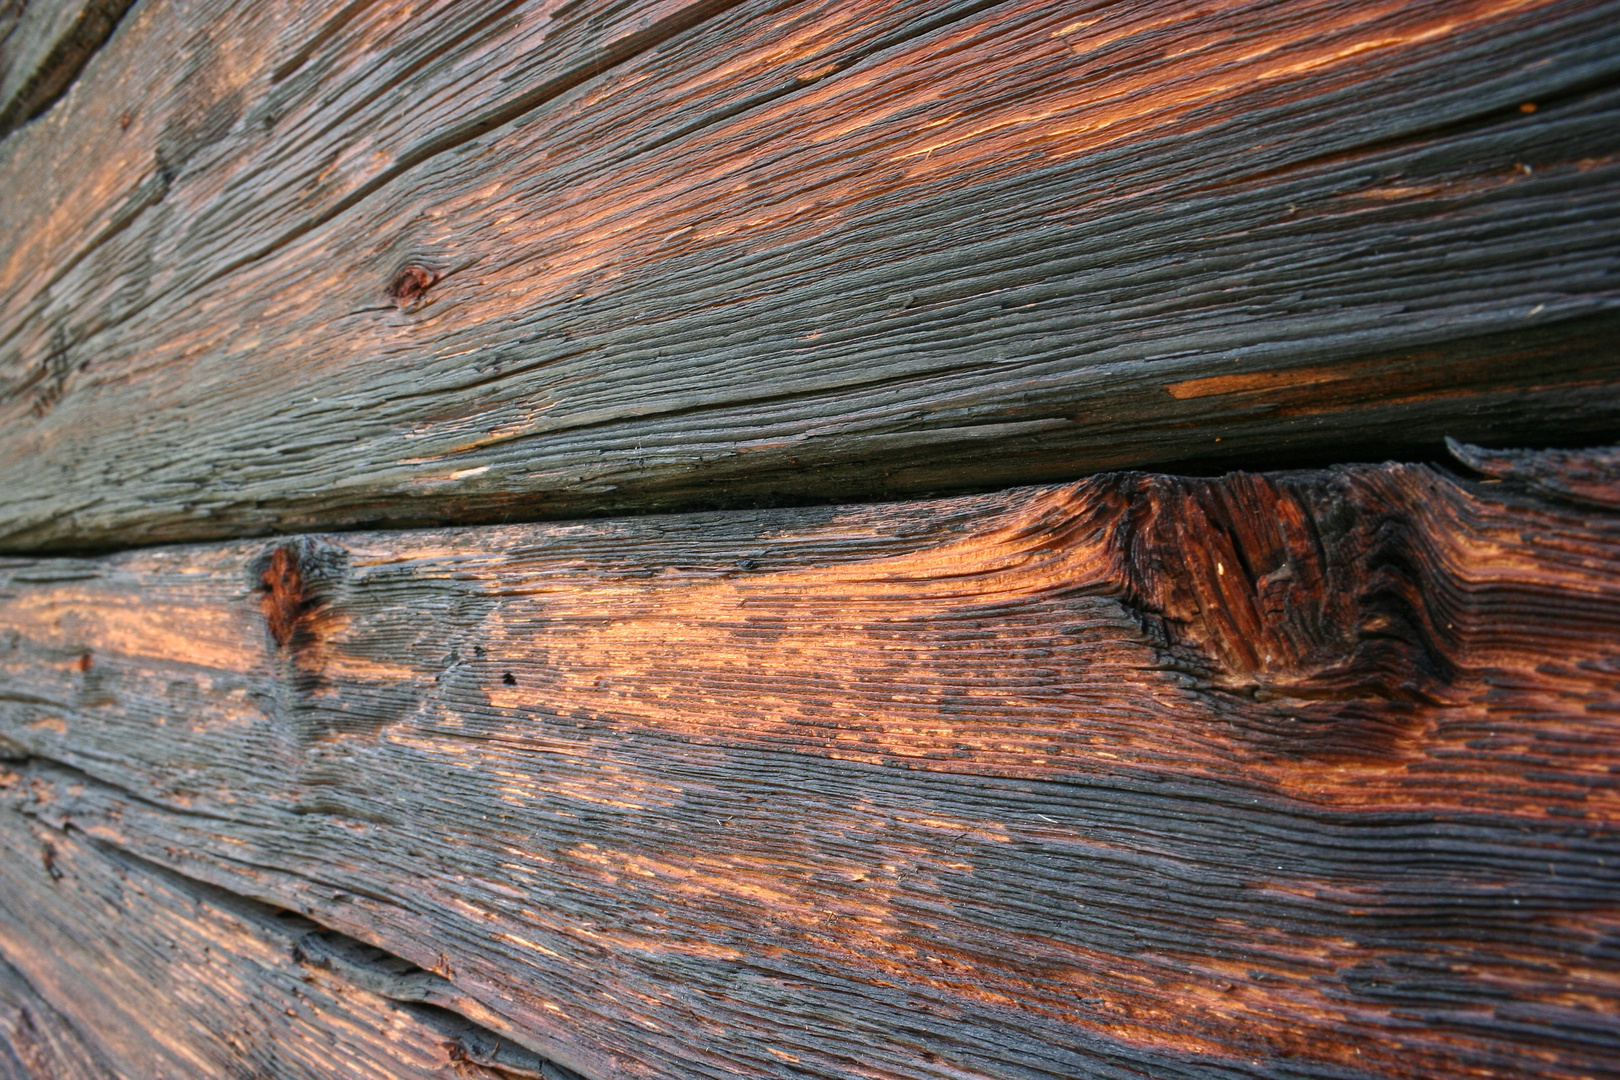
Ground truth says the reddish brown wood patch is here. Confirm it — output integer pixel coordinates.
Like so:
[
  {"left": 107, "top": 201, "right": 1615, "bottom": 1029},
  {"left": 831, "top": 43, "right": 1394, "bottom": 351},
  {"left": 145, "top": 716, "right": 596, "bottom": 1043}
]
[
  {"left": 259, "top": 545, "right": 308, "bottom": 648},
  {"left": 387, "top": 265, "right": 440, "bottom": 311}
]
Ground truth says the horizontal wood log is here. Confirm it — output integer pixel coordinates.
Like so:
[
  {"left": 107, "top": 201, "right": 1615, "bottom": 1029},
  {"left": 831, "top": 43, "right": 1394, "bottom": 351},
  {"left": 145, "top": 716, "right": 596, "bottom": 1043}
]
[
  {"left": 0, "top": 0, "right": 134, "bottom": 139},
  {"left": 0, "top": 798, "right": 583, "bottom": 1079},
  {"left": 1, "top": 444, "right": 1617, "bottom": 1078},
  {"left": 1, "top": 0, "right": 1618, "bottom": 550}
]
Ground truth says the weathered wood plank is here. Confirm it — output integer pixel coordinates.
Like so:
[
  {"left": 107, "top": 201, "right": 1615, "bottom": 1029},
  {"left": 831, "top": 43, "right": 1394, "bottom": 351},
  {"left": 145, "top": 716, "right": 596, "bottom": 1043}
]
[
  {"left": 1, "top": 0, "right": 1617, "bottom": 550},
  {"left": 0, "top": 0, "right": 134, "bottom": 139},
  {"left": 0, "top": 798, "right": 580, "bottom": 1079},
  {"left": 1, "top": 444, "right": 1617, "bottom": 1078}
]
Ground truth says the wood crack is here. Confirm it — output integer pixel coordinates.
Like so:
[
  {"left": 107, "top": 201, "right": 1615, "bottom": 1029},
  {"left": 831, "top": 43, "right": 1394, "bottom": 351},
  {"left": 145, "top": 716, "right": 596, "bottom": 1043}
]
[{"left": 0, "top": 0, "right": 136, "bottom": 139}]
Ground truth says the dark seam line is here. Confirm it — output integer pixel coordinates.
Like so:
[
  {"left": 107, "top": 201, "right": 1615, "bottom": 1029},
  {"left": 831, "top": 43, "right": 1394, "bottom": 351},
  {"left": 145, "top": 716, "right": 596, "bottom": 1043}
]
[{"left": 0, "top": 0, "right": 140, "bottom": 138}]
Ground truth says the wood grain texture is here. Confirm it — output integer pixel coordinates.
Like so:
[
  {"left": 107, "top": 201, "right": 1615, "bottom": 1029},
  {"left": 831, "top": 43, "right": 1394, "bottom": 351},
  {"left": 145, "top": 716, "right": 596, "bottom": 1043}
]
[
  {"left": 1, "top": 444, "right": 1617, "bottom": 1078},
  {"left": 0, "top": 956, "right": 113, "bottom": 1080},
  {"left": 0, "top": 0, "right": 134, "bottom": 139},
  {"left": 0, "top": 798, "right": 585, "bottom": 1080},
  {"left": 1, "top": 0, "right": 1618, "bottom": 550},
  {"left": 1448, "top": 437, "right": 1620, "bottom": 511}
]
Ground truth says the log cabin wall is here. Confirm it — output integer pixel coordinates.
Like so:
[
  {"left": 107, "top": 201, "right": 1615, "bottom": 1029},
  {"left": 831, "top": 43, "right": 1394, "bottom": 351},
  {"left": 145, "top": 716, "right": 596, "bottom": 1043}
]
[{"left": 0, "top": 1, "right": 1616, "bottom": 1078}]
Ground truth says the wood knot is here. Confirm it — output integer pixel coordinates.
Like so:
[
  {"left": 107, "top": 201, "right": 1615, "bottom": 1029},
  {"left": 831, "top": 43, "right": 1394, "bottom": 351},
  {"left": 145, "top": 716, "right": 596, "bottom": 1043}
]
[
  {"left": 252, "top": 539, "right": 348, "bottom": 651},
  {"left": 1110, "top": 470, "right": 1454, "bottom": 759},
  {"left": 251, "top": 539, "right": 419, "bottom": 745},
  {"left": 259, "top": 546, "right": 307, "bottom": 648},
  {"left": 388, "top": 264, "right": 440, "bottom": 311}
]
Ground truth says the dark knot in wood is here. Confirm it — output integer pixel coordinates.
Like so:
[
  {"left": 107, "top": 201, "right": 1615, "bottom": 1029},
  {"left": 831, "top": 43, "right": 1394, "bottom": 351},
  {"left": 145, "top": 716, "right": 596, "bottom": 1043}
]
[
  {"left": 259, "top": 546, "right": 308, "bottom": 648},
  {"left": 253, "top": 538, "right": 346, "bottom": 651},
  {"left": 1109, "top": 467, "right": 1458, "bottom": 759},
  {"left": 388, "top": 264, "right": 440, "bottom": 310}
]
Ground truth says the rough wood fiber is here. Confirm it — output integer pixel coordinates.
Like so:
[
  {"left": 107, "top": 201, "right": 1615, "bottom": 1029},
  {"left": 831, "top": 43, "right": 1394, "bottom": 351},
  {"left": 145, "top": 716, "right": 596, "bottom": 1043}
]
[
  {"left": 0, "top": 956, "right": 113, "bottom": 1080},
  {"left": 0, "top": 0, "right": 134, "bottom": 138},
  {"left": 1, "top": 0, "right": 1618, "bottom": 550},
  {"left": 0, "top": 802, "right": 581, "bottom": 1080},
  {"left": 1, "top": 445, "right": 1617, "bottom": 1079},
  {"left": 1447, "top": 437, "right": 1620, "bottom": 510}
]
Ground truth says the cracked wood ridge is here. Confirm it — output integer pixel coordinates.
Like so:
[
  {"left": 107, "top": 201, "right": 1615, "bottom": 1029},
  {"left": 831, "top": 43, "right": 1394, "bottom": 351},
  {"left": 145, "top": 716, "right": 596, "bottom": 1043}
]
[
  {"left": 1, "top": 445, "right": 1618, "bottom": 1079},
  {"left": 0, "top": 0, "right": 1616, "bottom": 548}
]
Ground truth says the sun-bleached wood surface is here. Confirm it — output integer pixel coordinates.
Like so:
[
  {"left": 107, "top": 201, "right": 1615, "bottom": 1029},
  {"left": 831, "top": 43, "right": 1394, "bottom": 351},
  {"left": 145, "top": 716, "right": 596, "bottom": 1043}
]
[
  {"left": 0, "top": 0, "right": 1616, "bottom": 550},
  {"left": 1, "top": 444, "right": 1617, "bottom": 1078}
]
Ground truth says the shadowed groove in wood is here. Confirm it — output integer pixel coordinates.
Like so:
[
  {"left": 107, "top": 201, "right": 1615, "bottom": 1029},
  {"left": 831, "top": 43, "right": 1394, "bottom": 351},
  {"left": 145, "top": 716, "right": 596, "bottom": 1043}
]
[
  {"left": 0, "top": 0, "right": 135, "bottom": 139},
  {"left": 0, "top": 444, "right": 1616, "bottom": 1079}
]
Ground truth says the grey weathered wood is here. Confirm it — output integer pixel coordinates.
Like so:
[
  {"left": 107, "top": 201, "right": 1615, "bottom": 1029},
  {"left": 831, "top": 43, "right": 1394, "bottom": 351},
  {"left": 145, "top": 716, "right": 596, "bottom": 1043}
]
[
  {"left": 0, "top": 957, "right": 113, "bottom": 1080},
  {"left": 2, "top": 444, "right": 1617, "bottom": 1078},
  {"left": 0, "top": 0, "right": 133, "bottom": 138},
  {"left": 0, "top": 0, "right": 1617, "bottom": 550},
  {"left": 0, "top": 802, "right": 578, "bottom": 1079}
]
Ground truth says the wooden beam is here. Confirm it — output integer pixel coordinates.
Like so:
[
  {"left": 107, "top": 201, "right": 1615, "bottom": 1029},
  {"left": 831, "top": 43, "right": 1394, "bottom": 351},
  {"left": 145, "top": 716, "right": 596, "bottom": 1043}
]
[
  {"left": 1, "top": 444, "right": 1616, "bottom": 1078},
  {"left": 0, "top": 800, "right": 579, "bottom": 1079},
  {"left": 1, "top": 0, "right": 1617, "bottom": 550}
]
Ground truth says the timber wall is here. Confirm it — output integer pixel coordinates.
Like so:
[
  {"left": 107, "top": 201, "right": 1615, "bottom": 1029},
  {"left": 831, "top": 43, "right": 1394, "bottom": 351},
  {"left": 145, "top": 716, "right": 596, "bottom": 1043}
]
[{"left": 0, "top": 1, "right": 1617, "bottom": 1077}]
